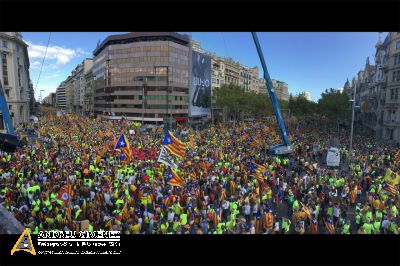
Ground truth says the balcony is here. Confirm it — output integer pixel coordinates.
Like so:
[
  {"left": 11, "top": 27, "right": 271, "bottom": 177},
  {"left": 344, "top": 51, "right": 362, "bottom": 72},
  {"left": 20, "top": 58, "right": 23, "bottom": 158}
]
[{"left": 383, "top": 120, "right": 399, "bottom": 127}]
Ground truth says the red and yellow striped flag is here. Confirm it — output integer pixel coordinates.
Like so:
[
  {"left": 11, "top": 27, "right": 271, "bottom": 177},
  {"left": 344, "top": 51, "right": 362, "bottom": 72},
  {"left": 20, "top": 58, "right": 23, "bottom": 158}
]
[
  {"left": 163, "top": 131, "right": 186, "bottom": 158},
  {"left": 189, "top": 135, "right": 195, "bottom": 148}
]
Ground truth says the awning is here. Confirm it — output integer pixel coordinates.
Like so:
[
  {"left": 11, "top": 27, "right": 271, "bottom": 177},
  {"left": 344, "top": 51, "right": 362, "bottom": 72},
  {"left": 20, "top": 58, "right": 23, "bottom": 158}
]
[{"left": 174, "top": 117, "right": 186, "bottom": 122}]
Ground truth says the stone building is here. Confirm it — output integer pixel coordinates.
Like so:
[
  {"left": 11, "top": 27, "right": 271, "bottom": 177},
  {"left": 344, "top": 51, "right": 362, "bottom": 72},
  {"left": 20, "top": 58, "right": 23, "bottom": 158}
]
[
  {"left": 0, "top": 32, "right": 32, "bottom": 128},
  {"left": 345, "top": 32, "right": 400, "bottom": 143}
]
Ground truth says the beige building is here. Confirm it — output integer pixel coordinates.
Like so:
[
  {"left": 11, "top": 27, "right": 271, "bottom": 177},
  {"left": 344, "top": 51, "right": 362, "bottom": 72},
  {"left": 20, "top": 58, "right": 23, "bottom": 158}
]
[
  {"left": 272, "top": 79, "right": 290, "bottom": 101},
  {"left": 62, "top": 59, "right": 93, "bottom": 114},
  {"left": 0, "top": 32, "right": 33, "bottom": 128},
  {"left": 56, "top": 82, "right": 66, "bottom": 110},
  {"left": 224, "top": 58, "right": 240, "bottom": 86}
]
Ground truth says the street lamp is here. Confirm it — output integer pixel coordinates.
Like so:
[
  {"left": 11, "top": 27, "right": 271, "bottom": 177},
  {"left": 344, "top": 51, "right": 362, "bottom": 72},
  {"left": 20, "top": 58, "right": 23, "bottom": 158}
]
[
  {"left": 142, "top": 77, "right": 147, "bottom": 123},
  {"left": 39, "top": 89, "right": 44, "bottom": 104},
  {"left": 349, "top": 85, "right": 360, "bottom": 159}
]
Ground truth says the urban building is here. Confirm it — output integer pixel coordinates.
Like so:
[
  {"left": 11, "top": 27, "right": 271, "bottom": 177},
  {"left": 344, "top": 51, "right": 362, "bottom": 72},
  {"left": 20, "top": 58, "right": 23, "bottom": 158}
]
[
  {"left": 61, "top": 59, "right": 93, "bottom": 114},
  {"left": 43, "top": 92, "right": 56, "bottom": 107},
  {"left": 345, "top": 32, "right": 400, "bottom": 143},
  {"left": 249, "top": 67, "right": 260, "bottom": 93},
  {"left": 92, "top": 32, "right": 190, "bottom": 123},
  {"left": 64, "top": 75, "right": 74, "bottom": 113},
  {"left": 258, "top": 78, "right": 267, "bottom": 94},
  {"left": 224, "top": 58, "right": 240, "bottom": 86},
  {"left": 210, "top": 54, "right": 225, "bottom": 91},
  {"left": 383, "top": 32, "right": 400, "bottom": 142},
  {"left": 0, "top": 32, "right": 32, "bottom": 128},
  {"left": 56, "top": 82, "right": 66, "bottom": 110},
  {"left": 84, "top": 69, "right": 94, "bottom": 114},
  {"left": 303, "top": 91, "right": 311, "bottom": 101},
  {"left": 272, "top": 79, "right": 289, "bottom": 101},
  {"left": 239, "top": 66, "right": 253, "bottom": 92},
  {"left": 191, "top": 39, "right": 204, "bottom": 54}
]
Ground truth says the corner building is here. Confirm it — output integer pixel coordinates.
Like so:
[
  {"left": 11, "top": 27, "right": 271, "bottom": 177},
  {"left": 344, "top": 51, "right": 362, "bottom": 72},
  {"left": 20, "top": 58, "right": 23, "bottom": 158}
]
[{"left": 93, "top": 32, "right": 190, "bottom": 123}]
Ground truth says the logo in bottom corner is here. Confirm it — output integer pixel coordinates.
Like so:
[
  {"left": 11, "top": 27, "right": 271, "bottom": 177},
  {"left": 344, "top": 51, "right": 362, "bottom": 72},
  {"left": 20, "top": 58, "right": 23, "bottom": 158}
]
[{"left": 11, "top": 228, "right": 36, "bottom": 255}]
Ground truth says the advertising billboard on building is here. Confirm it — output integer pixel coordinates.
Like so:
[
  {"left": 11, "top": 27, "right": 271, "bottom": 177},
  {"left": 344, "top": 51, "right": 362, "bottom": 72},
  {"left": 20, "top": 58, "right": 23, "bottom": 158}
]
[{"left": 189, "top": 50, "right": 211, "bottom": 117}]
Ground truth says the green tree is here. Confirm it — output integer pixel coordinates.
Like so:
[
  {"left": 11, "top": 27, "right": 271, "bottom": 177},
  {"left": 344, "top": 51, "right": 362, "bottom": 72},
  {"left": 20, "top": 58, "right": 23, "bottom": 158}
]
[
  {"left": 288, "top": 93, "right": 317, "bottom": 117},
  {"left": 317, "top": 88, "right": 350, "bottom": 121}
]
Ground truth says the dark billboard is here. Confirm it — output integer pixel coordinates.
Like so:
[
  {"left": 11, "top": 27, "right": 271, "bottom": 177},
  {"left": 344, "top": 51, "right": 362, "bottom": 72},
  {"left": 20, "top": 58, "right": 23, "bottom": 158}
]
[{"left": 189, "top": 50, "right": 211, "bottom": 117}]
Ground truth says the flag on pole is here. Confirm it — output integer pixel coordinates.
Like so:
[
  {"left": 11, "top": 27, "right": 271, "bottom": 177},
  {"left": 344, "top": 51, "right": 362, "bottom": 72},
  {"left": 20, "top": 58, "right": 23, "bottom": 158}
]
[
  {"left": 114, "top": 134, "right": 133, "bottom": 162},
  {"left": 189, "top": 135, "right": 195, "bottom": 148},
  {"left": 158, "top": 146, "right": 178, "bottom": 169},
  {"left": 166, "top": 168, "right": 184, "bottom": 187},
  {"left": 162, "top": 131, "right": 186, "bottom": 158}
]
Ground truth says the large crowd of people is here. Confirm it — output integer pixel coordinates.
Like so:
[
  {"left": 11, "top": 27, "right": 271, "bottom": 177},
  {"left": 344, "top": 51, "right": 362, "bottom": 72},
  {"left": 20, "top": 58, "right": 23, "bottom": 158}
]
[{"left": 0, "top": 109, "right": 399, "bottom": 234}]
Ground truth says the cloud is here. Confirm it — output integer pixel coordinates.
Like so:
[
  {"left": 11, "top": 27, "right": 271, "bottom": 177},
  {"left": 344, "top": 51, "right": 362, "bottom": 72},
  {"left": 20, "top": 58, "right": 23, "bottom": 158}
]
[
  {"left": 26, "top": 41, "right": 90, "bottom": 66},
  {"left": 30, "top": 61, "right": 42, "bottom": 70}
]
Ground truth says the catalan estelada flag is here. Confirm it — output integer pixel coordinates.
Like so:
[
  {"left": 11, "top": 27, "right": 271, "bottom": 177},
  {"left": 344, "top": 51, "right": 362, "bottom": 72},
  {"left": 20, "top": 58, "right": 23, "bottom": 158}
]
[
  {"left": 166, "top": 168, "right": 184, "bottom": 187},
  {"left": 114, "top": 134, "right": 133, "bottom": 162},
  {"left": 250, "top": 163, "right": 267, "bottom": 182},
  {"left": 326, "top": 218, "right": 335, "bottom": 234},
  {"left": 162, "top": 131, "right": 186, "bottom": 158},
  {"left": 382, "top": 182, "right": 398, "bottom": 196},
  {"left": 58, "top": 177, "right": 73, "bottom": 204},
  {"left": 189, "top": 135, "right": 195, "bottom": 148}
]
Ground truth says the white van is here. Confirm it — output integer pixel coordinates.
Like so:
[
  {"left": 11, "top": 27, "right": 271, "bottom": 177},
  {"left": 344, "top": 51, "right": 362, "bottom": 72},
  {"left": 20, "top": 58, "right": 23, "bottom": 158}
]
[{"left": 326, "top": 147, "right": 340, "bottom": 167}]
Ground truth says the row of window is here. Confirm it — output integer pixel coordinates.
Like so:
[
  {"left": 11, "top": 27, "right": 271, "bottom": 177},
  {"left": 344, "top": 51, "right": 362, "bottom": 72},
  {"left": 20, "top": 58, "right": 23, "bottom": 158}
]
[
  {"left": 211, "top": 78, "right": 225, "bottom": 85},
  {"left": 390, "top": 88, "right": 399, "bottom": 100},
  {"left": 109, "top": 46, "right": 170, "bottom": 54},
  {"left": 110, "top": 75, "right": 188, "bottom": 85},
  {"left": 95, "top": 95, "right": 188, "bottom": 101},
  {"left": 95, "top": 86, "right": 188, "bottom": 94},
  {"left": 1, "top": 53, "right": 8, "bottom": 86},
  {"left": 395, "top": 55, "right": 400, "bottom": 65},
  {"left": 392, "top": 70, "right": 400, "bottom": 82},
  {"left": 1, "top": 40, "right": 18, "bottom": 52},
  {"left": 94, "top": 104, "right": 187, "bottom": 109},
  {"left": 109, "top": 45, "right": 188, "bottom": 55},
  {"left": 111, "top": 66, "right": 170, "bottom": 75}
]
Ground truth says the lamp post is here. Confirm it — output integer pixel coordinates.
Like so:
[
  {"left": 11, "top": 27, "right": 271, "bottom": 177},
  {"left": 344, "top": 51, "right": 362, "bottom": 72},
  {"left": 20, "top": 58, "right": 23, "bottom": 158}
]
[
  {"left": 349, "top": 84, "right": 360, "bottom": 159},
  {"left": 142, "top": 77, "right": 147, "bottom": 123}
]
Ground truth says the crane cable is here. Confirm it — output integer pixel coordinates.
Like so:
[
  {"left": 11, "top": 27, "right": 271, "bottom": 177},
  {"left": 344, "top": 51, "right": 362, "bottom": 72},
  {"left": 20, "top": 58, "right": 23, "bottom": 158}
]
[{"left": 34, "top": 32, "right": 51, "bottom": 101}]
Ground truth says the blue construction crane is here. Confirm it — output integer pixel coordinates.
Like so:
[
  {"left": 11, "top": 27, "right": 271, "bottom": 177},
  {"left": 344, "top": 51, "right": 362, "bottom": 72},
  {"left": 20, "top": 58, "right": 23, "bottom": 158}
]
[
  {"left": 0, "top": 81, "right": 20, "bottom": 152},
  {"left": 252, "top": 32, "right": 293, "bottom": 156}
]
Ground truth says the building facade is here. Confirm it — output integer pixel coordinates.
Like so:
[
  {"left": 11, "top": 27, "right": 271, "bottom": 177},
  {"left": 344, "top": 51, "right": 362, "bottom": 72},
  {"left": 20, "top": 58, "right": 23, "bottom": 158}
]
[
  {"left": 64, "top": 75, "right": 74, "bottom": 113},
  {"left": 224, "top": 58, "right": 240, "bottom": 86},
  {"left": 345, "top": 32, "right": 400, "bottom": 144},
  {"left": 92, "top": 32, "right": 190, "bottom": 123},
  {"left": 0, "top": 32, "right": 32, "bottom": 128},
  {"left": 272, "top": 79, "right": 289, "bottom": 101},
  {"left": 43, "top": 93, "right": 56, "bottom": 107},
  {"left": 84, "top": 69, "right": 94, "bottom": 114},
  {"left": 61, "top": 59, "right": 93, "bottom": 114},
  {"left": 56, "top": 82, "right": 66, "bottom": 110},
  {"left": 210, "top": 54, "right": 225, "bottom": 91}
]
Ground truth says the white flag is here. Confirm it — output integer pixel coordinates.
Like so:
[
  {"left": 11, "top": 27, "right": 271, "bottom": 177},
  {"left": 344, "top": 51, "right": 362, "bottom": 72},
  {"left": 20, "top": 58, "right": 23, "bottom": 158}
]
[{"left": 158, "top": 147, "right": 178, "bottom": 169}]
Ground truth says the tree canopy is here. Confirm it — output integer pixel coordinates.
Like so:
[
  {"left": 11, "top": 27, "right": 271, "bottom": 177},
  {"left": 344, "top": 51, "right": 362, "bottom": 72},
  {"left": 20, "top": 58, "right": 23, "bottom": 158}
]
[{"left": 213, "top": 84, "right": 350, "bottom": 124}]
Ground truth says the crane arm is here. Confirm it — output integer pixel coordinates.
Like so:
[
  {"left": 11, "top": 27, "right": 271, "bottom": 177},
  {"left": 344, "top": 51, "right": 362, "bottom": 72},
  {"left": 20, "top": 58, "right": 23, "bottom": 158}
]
[
  {"left": 252, "top": 32, "right": 292, "bottom": 155},
  {"left": 0, "top": 81, "right": 14, "bottom": 134}
]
